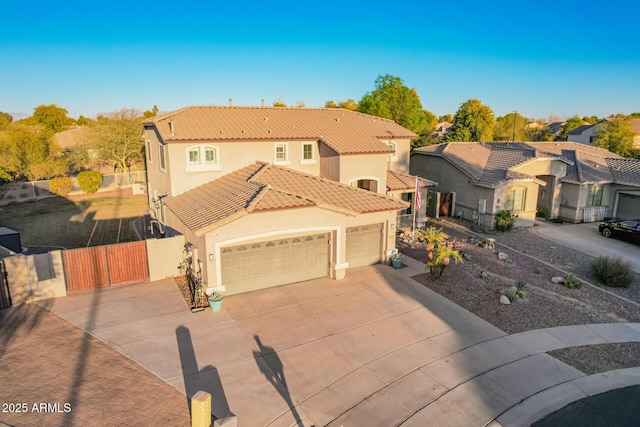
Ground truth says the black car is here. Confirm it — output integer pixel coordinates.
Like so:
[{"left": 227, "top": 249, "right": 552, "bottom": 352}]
[{"left": 599, "top": 219, "right": 640, "bottom": 243}]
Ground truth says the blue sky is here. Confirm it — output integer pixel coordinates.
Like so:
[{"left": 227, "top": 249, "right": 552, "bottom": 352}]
[{"left": 1, "top": 0, "right": 638, "bottom": 121}]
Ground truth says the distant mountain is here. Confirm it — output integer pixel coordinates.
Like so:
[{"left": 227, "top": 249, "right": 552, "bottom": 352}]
[{"left": 10, "top": 112, "right": 29, "bottom": 120}]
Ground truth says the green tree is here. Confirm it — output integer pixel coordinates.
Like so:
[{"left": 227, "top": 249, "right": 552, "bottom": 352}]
[
  {"left": 0, "top": 123, "right": 62, "bottom": 180},
  {"left": 493, "top": 112, "right": 528, "bottom": 141},
  {"left": 412, "top": 109, "right": 440, "bottom": 149},
  {"left": 143, "top": 105, "right": 159, "bottom": 119},
  {"left": 592, "top": 118, "right": 639, "bottom": 157},
  {"left": 438, "top": 114, "right": 453, "bottom": 123},
  {"left": 31, "top": 104, "right": 74, "bottom": 134},
  {"left": 446, "top": 99, "right": 495, "bottom": 142},
  {"left": 558, "top": 115, "right": 585, "bottom": 140},
  {"left": 0, "top": 112, "right": 12, "bottom": 131},
  {"left": 324, "top": 100, "right": 338, "bottom": 108},
  {"left": 583, "top": 115, "right": 599, "bottom": 124},
  {"left": 272, "top": 99, "right": 287, "bottom": 107},
  {"left": 90, "top": 109, "right": 144, "bottom": 175},
  {"left": 338, "top": 99, "right": 359, "bottom": 111},
  {"left": 76, "top": 115, "right": 95, "bottom": 126},
  {"left": 358, "top": 74, "right": 427, "bottom": 133}
]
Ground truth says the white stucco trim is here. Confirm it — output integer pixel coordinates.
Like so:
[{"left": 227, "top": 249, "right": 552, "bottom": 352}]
[{"left": 214, "top": 226, "right": 342, "bottom": 289}]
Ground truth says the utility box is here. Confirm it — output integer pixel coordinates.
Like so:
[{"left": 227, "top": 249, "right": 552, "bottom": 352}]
[{"left": 0, "top": 227, "right": 22, "bottom": 254}]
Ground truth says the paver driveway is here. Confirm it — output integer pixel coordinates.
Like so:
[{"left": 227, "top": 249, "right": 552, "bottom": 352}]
[{"left": 35, "top": 260, "right": 640, "bottom": 426}]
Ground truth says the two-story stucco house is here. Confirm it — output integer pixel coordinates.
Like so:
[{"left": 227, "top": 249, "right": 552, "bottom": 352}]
[
  {"left": 142, "top": 106, "right": 435, "bottom": 295},
  {"left": 411, "top": 142, "right": 640, "bottom": 229}
]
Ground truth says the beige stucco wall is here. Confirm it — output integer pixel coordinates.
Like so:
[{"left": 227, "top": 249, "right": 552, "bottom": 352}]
[
  {"left": 386, "top": 138, "right": 411, "bottom": 174},
  {"left": 162, "top": 140, "right": 321, "bottom": 197},
  {"left": 493, "top": 182, "right": 539, "bottom": 227},
  {"left": 319, "top": 143, "right": 340, "bottom": 181},
  {"left": 411, "top": 155, "right": 495, "bottom": 226},
  {"left": 4, "top": 251, "right": 67, "bottom": 305},
  {"left": 146, "top": 235, "right": 186, "bottom": 281},
  {"left": 340, "top": 153, "right": 388, "bottom": 194},
  {"left": 197, "top": 206, "right": 398, "bottom": 289},
  {"left": 513, "top": 159, "right": 568, "bottom": 178}
]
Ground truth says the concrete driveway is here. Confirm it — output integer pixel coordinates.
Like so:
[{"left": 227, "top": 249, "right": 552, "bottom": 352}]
[
  {"left": 531, "top": 220, "right": 640, "bottom": 273},
  {"left": 38, "top": 261, "right": 640, "bottom": 426}
]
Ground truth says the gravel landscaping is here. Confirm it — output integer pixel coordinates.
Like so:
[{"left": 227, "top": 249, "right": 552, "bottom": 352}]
[{"left": 397, "top": 219, "right": 640, "bottom": 375}]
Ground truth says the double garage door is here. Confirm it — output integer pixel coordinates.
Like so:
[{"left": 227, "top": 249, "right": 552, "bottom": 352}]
[
  {"left": 220, "top": 223, "right": 383, "bottom": 295},
  {"left": 221, "top": 233, "right": 330, "bottom": 295}
]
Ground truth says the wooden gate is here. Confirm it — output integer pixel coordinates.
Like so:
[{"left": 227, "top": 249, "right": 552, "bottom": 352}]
[
  {"left": 63, "top": 241, "right": 149, "bottom": 294},
  {"left": 0, "top": 260, "right": 11, "bottom": 309}
]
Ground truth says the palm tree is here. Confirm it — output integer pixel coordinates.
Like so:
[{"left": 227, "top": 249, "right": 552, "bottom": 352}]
[{"left": 426, "top": 240, "right": 463, "bottom": 280}]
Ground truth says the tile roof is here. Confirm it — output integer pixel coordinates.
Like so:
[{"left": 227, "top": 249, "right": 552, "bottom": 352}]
[
  {"left": 568, "top": 124, "right": 594, "bottom": 135},
  {"left": 143, "top": 106, "right": 416, "bottom": 155},
  {"left": 386, "top": 170, "right": 437, "bottom": 191},
  {"left": 164, "top": 162, "right": 409, "bottom": 235},
  {"left": 607, "top": 158, "right": 640, "bottom": 186},
  {"left": 413, "top": 142, "right": 633, "bottom": 187}
]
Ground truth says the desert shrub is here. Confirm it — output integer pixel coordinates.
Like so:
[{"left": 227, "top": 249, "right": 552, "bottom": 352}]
[
  {"left": 563, "top": 273, "right": 582, "bottom": 289},
  {"left": 495, "top": 210, "right": 517, "bottom": 231},
  {"left": 49, "top": 177, "right": 73, "bottom": 197},
  {"left": 77, "top": 171, "right": 103, "bottom": 194},
  {"left": 534, "top": 267, "right": 543, "bottom": 275},
  {"left": 591, "top": 256, "right": 634, "bottom": 288},
  {"left": 536, "top": 207, "right": 550, "bottom": 219}
]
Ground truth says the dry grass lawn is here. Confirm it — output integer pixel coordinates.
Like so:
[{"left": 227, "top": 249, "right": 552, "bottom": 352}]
[{"left": 0, "top": 195, "right": 148, "bottom": 248}]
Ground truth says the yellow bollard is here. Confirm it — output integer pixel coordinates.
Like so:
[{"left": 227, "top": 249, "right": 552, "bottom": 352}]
[{"left": 191, "top": 390, "right": 212, "bottom": 427}]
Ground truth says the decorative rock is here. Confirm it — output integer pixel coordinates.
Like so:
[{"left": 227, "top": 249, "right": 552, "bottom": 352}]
[
  {"left": 480, "top": 271, "right": 488, "bottom": 279},
  {"left": 551, "top": 276, "right": 565, "bottom": 284},
  {"left": 500, "top": 295, "right": 511, "bottom": 305},
  {"left": 497, "top": 252, "right": 509, "bottom": 262}
]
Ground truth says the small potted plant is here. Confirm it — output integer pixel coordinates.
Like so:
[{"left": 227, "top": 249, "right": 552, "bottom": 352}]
[
  {"left": 207, "top": 290, "right": 224, "bottom": 312},
  {"left": 391, "top": 252, "right": 404, "bottom": 269}
]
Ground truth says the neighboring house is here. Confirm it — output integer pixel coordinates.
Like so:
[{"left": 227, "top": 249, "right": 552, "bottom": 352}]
[
  {"left": 568, "top": 118, "right": 640, "bottom": 148},
  {"left": 142, "top": 106, "right": 436, "bottom": 295},
  {"left": 547, "top": 121, "right": 565, "bottom": 137},
  {"left": 567, "top": 124, "right": 596, "bottom": 145},
  {"left": 432, "top": 122, "right": 452, "bottom": 138},
  {"left": 411, "top": 142, "right": 640, "bottom": 229}
]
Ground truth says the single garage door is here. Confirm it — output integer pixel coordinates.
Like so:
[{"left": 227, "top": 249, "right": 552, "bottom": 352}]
[
  {"left": 221, "top": 232, "right": 329, "bottom": 295},
  {"left": 617, "top": 193, "right": 640, "bottom": 220},
  {"left": 346, "top": 223, "right": 383, "bottom": 269}
]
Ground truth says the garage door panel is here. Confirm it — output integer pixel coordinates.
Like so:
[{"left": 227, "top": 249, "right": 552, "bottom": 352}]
[
  {"left": 221, "top": 233, "right": 329, "bottom": 295},
  {"left": 346, "top": 223, "right": 383, "bottom": 269},
  {"left": 617, "top": 194, "right": 640, "bottom": 220}
]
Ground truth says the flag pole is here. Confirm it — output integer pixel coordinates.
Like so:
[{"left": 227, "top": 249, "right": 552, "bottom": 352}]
[{"left": 412, "top": 176, "right": 418, "bottom": 242}]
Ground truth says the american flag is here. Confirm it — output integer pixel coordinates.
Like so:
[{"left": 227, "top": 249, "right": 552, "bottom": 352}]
[{"left": 415, "top": 176, "right": 421, "bottom": 212}]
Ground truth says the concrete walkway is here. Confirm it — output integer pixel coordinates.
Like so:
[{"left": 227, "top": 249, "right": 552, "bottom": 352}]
[{"left": 33, "top": 258, "right": 640, "bottom": 426}]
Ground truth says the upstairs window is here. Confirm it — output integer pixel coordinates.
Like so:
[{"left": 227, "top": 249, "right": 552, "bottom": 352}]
[
  {"left": 205, "top": 146, "right": 217, "bottom": 164},
  {"left": 505, "top": 188, "right": 525, "bottom": 211},
  {"left": 159, "top": 143, "right": 166, "bottom": 171},
  {"left": 188, "top": 147, "right": 200, "bottom": 165},
  {"left": 146, "top": 140, "right": 153, "bottom": 164},
  {"left": 185, "top": 145, "right": 220, "bottom": 171},
  {"left": 303, "top": 143, "right": 313, "bottom": 160},
  {"left": 274, "top": 143, "right": 289, "bottom": 164}
]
